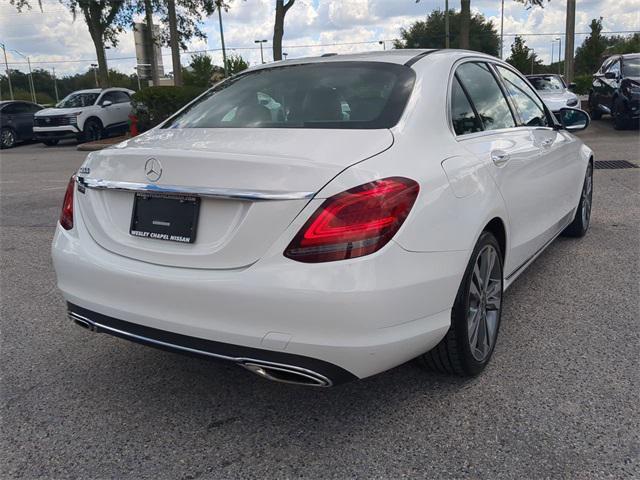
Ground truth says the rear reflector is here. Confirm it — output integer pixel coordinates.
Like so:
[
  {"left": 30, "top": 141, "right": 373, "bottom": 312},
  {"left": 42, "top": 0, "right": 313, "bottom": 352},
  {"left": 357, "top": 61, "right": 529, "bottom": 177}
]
[
  {"left": 284, "top": 177, "right": 419, "bottom": 263},
  {"left": 60, "top": 175, "right": 75, "bottom": 230}
]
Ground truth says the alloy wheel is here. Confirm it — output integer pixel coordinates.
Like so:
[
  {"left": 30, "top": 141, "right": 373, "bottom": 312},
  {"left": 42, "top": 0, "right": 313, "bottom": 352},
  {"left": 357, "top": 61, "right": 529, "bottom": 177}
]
[
  {"left": 86, "top": 122, "right": 101, "bottom": 142},
  {"left": 1, "top": 129, "right": 15, "bottom": 148},
  {"left": 467, "top": 245, "right": 502, "bottom": 362}
]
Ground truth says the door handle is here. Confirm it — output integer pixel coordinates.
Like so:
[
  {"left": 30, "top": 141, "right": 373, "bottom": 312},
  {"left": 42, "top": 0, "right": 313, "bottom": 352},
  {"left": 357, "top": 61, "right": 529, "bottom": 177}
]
[{"left": 491, "top": 150, "right": 510, "bottom": 167}]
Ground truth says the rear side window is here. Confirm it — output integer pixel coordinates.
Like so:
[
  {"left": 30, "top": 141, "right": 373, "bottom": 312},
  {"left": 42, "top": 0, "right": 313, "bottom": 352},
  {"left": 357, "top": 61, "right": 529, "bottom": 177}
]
[
  {"left": 456, "top": 62, "right": 516, "bottom": 132},
  {"left": 496, "top": 66, "right": 549, "bottom": 127},
  {"left": 163, "top": 62, "right": 416, "bottom": 130},
  {"left": 450, "top": 76, "right": 483, "bottom": 135}
]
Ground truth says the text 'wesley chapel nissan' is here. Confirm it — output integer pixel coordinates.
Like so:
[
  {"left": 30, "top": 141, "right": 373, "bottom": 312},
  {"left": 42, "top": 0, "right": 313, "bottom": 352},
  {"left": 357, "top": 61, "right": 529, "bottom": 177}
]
[{"left": 52, "top": 50, "right": 594, "bottom": 387}]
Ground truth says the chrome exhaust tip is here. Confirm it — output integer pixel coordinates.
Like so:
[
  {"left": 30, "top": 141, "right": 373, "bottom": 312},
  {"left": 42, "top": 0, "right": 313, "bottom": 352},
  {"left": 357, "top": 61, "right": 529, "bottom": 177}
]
[
  {"left": 242, "top": 362, "right": 332, "bottom": 387},
  {"left": 68, "top": 312, "right": 98, "bottom": 332}
]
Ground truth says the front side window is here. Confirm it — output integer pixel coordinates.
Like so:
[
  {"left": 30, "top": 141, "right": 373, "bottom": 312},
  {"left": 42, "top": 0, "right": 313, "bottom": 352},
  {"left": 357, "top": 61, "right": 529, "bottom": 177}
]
[
  {"left": 163, "top": 62, "right": 416, "bottom": 130},
  {"left": 608, "top": 61, "right": 621, "bottom": 76},
  {"left": 622, "top": 57, "right": 640, "bottom": 77},
  {"left": 450, "top": 76, "right": 483, "bottom": 135},
  {"left": 497, "top": 66, "right": 549, "bottom": 127},
  {"left": 456, "top": 62, "right": 516, "bottom": 132},
  {"left": 57, "top": 93, "right": 99, "bottom": 108}
]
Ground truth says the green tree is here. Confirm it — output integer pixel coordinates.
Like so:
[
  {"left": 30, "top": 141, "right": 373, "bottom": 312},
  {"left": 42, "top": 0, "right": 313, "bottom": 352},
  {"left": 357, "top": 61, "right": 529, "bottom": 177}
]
[
  {"left": 225, "top": 54, "right": 249, "bottom": 75},
  {"left": 506, "top": 35, "right": 541, "bottom": 74},
  {"left": 395, "top": 9, "right": 500, "bottom": 56},
  {"left": 183, "top": 53, "right": 222, "bottom": 87},
  {"left": 10, "top": 0, "right": 133, "bottom": 88},
  {"left": 574, "top": 18, "right": 609, "bottom": 75}
]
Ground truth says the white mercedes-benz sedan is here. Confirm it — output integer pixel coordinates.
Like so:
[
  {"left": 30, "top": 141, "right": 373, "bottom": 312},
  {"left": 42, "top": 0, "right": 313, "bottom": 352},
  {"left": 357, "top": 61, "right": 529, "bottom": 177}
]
[
  {"left": 52, "top": 50, "right": 594, "bottom": 387},
  {"left": 526, "top": 74, "right": 580, "bottom": 113}
]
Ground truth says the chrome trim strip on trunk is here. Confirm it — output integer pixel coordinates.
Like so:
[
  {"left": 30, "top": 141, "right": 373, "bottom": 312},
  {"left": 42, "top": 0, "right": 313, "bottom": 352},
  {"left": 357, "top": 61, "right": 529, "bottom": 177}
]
[{"left": 77, "top": 177, "right": 316, "bottom": 202}]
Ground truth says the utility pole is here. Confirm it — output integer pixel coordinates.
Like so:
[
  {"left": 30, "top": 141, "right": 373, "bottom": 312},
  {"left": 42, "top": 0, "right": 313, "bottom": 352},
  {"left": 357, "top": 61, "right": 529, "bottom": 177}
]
[
  {"left": 167, "top": 0, "right": 183, "bottom": 86},
  {"left": 444, "top": 0, "right": 450, "bottom": 48},
  {"left": 564, "top": 0, "right": 576, "bottom": 82},
  {"left": 52, "top": 67, "right": 59, "bottom": 103},
  {"left": 555, "top": 37, "right": 562, "bottom": 75},
  {"left": 144, "top": 0, "right": 160, "bottom": 86},
  {"left": 551, "top": 41, "right": 555, "bottom": 68},
  {"left": 531, "top": 49, "right": 535, "bottom": 74},
  {"left": 1, "top": 43, "right": 13, "bottom": 100},
  {"left": 254, "top": 39, "right": 268, "bottom": 64},
  {"left": 217, "top": 4, "right": 228, "bottom": 77},
  {"left": 13, "top": 50, "right": 35, "bottom": 103},
  {"left": 500, "top": 0, "right": 505, "bottom": 59}
]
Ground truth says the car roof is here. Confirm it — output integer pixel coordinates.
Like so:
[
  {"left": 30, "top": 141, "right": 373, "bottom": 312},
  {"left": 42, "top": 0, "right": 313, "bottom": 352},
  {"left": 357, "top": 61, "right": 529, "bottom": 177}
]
[{"left": 245, "top": 49, "right": 497, "bottom": 72}]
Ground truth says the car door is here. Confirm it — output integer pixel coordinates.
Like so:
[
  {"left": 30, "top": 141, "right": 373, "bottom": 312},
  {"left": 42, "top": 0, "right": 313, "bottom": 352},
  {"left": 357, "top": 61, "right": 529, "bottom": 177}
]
[
  {"left": 452, "top": 61, "right": 543, "bottom": 274},
  {"left": 97, "top": 91, "right": 122, "bottom": 128},
  {"left": 3, "top": 102, "right": 33, "bottom": 140},
  {"left": 110, "top": 91, "right": 132, "bottom": 126},
  {"left": 494, "top": 65, "right": 580, "bottom": 231},
  {"left": 601, "top": 59, "right": 621, "bottom": 110}
]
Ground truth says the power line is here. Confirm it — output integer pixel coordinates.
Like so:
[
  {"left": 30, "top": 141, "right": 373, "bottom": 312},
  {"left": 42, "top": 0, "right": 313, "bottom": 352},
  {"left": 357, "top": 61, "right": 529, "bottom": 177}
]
[{"left": 2, "top": 30, "right": 638, "bottom": 65}]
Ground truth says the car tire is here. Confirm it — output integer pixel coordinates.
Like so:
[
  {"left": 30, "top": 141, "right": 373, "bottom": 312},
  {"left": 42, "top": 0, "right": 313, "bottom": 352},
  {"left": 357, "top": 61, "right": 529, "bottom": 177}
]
[
  {"left": 588, "top": 93, "right": 602, "bottom": 120},
  {"left": 1, "top": 127, "right": 17, "bottom": 149},
  {"left": 42, "top": 139, "right": 59, "bottom": 146},
  {"left": 562, "top": 162, "right": 593, "bottom": 238},
  {"left": 81, "top": 118, "right": 103, "bottom": 143},
  {"left": 419, "top": 231, "right": 504, "bottom": 376},
  {"left": 612, "top": 98, "right": 631, "bottom": 130}
]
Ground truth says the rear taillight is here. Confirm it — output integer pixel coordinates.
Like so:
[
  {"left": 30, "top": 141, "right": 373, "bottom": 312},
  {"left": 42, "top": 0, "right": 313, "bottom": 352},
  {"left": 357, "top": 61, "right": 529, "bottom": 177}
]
[
  {"left": 60, "top": 175, "right": 75, "bottom": 230},
  {"left": 284, "top": 177, "right": 419, "bottom": 263}
]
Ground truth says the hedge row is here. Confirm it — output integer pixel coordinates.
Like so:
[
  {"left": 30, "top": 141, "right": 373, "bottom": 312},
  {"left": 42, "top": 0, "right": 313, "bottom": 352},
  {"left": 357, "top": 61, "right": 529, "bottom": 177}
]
[{"left": 131, "top": 86, "right": 206, "bottom": 131}]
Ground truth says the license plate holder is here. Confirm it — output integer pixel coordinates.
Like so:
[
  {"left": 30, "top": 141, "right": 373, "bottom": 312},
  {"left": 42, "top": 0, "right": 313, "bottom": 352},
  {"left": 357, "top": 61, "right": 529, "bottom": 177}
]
[{"left": 130, "top": 193, "right": 200, "bottom": 244}]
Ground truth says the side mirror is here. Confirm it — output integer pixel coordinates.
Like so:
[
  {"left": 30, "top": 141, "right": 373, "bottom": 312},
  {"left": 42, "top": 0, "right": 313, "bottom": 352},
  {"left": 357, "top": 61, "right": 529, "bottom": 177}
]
[
  {"left": 604, "top": 71, "right": 618, "bottom": 80},
  {"left": 558, "top": 107, "right": 590, "bottom": 132},
  {"left": 101, "top": 100, "right": 113, "bottom": 108},
  {"left": 568, "top": 82, "right": 577, "bottom": 91}
]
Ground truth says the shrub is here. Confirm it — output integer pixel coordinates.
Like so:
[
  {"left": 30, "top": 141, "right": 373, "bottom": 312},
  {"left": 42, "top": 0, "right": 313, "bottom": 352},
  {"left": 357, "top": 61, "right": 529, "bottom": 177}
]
[
  {"left": 131, "top": 86, "right": 206, "bottom": 131},
  {"left": 11, "top": 89, "right": 54, "bottom": 106},
  {"left": 572, "top": 75, "right": 592, "bottom": 96}
]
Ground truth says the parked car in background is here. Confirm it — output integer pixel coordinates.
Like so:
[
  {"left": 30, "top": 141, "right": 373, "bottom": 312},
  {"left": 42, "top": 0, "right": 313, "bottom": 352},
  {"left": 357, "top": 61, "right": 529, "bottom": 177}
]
[
  {"left": 53, "top": 50, "right": 594, "bottom": 387},
  {"left": 588, "top": 53, "right": 640, "bottom": 129},
  {"left": 0, "top": 100, "right": 43, "bottom": 149},
  {"left": 526, "top": 74, "right": 579, "bottom": 115},
  {"left": 34, "top": 88, "right": 134, "bottom": 145}
]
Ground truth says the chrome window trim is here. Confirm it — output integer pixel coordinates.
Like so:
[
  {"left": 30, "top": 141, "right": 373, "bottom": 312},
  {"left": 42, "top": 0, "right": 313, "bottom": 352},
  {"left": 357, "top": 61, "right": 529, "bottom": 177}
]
[
  {"left": 77, "top": 177, "right": 315, "bottom": 202},
  {"left": 446, "top": 56, "right": 555, "bottom": 142}
]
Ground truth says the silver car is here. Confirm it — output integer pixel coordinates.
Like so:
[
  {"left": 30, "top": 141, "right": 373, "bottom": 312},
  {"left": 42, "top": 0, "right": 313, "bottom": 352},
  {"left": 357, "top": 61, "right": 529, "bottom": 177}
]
[{"left": 527, "top": 74, "right": 579, "bottom": 113}]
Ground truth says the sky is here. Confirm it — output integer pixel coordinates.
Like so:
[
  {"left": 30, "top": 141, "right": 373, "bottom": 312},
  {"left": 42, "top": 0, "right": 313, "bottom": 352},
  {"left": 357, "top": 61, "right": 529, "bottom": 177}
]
[{"left": 1, "top": 0, "right": 639, "bottom": 78}]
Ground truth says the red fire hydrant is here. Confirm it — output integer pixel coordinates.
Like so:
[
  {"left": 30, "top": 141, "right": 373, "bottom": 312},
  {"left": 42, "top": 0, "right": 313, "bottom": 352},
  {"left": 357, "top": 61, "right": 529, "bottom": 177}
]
[{"left": 128, "top": 114, "right": 139, "bottom": 137}]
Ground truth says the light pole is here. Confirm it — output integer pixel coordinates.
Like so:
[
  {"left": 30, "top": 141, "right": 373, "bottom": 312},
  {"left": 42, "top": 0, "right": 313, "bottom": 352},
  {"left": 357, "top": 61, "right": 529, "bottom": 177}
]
[
  {"left": 52, "top": 67, "right": 59, "bottom": 103},
  {"left": 500, "top": 0, "right": 505, "bottom": 59},
  {"left": 555, "top": 37, "right": 562, "bottom": 75},
  {"left": 217, "top": 5, "right": 228, "bottom": 77},
  {"left": 0, "top": 42, "right": 13, "bottom": 100},
  {"left": 378, "top": 40, "right": 386, "bottom": 50},
  {"left": 531, "top": 48, "right": 535, "bottom": 74},
  {"left": 91, "top": 63, "right": 98, "bottom": 87},
  {"left": 254, "top": 39, "right": 268, "bottom": 64},
  {"left": 12, "top": 49, "right": 36, "bottom": 103},
  {"left": 444, "top": 0, "right": 450, "bottom": 48},
  {"left": 551, "top": 40, "right": 555, "bottom": 68}
]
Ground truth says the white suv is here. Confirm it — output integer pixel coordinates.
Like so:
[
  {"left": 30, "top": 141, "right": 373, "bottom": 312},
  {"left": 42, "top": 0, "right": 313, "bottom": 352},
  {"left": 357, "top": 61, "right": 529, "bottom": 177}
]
[{"left": 34, "top": 88, "right": 134, "bottom": 145}]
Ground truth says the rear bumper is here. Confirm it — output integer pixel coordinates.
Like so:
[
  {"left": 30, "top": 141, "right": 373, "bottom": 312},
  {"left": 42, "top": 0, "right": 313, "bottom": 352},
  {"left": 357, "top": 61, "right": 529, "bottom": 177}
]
[
  {"left": 67, "top": 303, "right": 355, "bottom": 386},
  {"left": 52, "top": 218, "right": 467, "bottom": 381}
]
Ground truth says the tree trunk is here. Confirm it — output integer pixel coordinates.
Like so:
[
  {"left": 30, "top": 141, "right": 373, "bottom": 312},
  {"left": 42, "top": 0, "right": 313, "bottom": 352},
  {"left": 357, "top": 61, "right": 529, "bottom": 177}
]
[
  {"left": 167, "top": 0, "right": 182, "bottom": 86},
  {"left": 83, "top": 4, "right": 109, "bottom": 87},
  {"left": 460, "top": 0, "right": 471, "bottom": 49},
  {"left": 272, "top": 0, "right": 294, "bottom": 61},
  {"left": 144, "top": 0, "right": 160, "bottom": 86}
]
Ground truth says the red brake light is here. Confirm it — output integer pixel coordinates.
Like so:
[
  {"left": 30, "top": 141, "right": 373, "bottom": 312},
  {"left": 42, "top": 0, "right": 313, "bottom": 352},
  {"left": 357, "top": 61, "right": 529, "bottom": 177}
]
[
  {"left": 60, "top": 175, "right": 75, "bottom": 230},
  {"left": 284, "top": 177, "right": 419, "bottom": 263}
]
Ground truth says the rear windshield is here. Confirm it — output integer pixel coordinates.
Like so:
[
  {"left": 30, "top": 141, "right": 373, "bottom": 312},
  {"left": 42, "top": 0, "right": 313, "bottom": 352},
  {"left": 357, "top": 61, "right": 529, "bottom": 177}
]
[{"left": 163, "top": 62, "right": 416, "bottom": 130}]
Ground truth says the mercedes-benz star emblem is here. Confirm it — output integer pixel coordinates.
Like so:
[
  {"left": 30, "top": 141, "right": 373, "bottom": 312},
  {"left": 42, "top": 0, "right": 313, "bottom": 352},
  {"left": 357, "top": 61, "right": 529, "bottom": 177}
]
[{"left": 144, "top": 158, "right": 162, "bottom": 182}]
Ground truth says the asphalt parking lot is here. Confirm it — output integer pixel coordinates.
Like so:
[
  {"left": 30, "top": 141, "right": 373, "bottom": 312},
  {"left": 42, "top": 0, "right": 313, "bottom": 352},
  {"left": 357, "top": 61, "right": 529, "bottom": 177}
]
[{"left": 1, "top": 118, "right": 639, "bottom": 479}]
